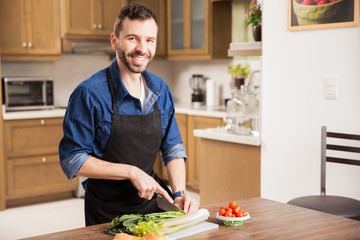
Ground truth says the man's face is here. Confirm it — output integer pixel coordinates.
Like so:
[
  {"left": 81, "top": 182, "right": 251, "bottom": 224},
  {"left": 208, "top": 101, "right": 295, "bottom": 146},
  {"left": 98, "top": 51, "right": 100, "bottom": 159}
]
[{"left": 112, "top": 18, "right": 157, "bottom": 73}]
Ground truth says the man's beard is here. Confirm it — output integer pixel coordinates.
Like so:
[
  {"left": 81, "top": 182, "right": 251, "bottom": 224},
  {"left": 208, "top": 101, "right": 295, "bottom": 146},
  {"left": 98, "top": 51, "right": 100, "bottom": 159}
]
[{"left": 117, "top": 47, "right": 153, "bottom": 74}]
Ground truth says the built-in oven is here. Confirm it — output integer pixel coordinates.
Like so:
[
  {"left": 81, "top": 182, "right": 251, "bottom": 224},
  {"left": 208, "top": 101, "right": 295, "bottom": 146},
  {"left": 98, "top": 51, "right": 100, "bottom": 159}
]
[{"left": 2, "top": 77, "right": 54, "bottom": 112}]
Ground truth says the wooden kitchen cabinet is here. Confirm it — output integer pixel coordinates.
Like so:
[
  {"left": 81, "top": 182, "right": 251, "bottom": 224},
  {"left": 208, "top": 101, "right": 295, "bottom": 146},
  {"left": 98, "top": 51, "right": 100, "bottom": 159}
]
[
  {"left": 166, "top": 0, "right": 231, "bottom": 60},
  {"left": 0, "top": 0, "right": 61, "bottom": 61},
  {"left": 60, "top": 0, "right": 127, "bottom": 39},
  {"left": 3, "top": 118, "right": 77, "bottom": 207},
  {"left": 0, "top": 53, "right": 4, "bottom": 210},
  {"left": 199, "top": 138, "right": 261, "bottom": 205},
  {"left": 187, "top": 115, "right": 223, "bottom": 190}
]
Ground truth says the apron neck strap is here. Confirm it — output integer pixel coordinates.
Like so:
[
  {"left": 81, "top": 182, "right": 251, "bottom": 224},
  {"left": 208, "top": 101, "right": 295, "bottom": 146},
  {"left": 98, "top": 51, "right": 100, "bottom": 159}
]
[
  {"left": 106, "top": 67, "right": 159, "bottom": 113},
  {"left": 106, "top": 67, "right": 119, "bottom": 115}
]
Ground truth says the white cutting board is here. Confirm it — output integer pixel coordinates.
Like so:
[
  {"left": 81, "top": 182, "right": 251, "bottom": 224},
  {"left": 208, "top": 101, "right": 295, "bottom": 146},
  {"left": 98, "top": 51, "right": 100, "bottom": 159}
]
[{"left": 166, "top": 221, "right": 219, "bottom": 240}]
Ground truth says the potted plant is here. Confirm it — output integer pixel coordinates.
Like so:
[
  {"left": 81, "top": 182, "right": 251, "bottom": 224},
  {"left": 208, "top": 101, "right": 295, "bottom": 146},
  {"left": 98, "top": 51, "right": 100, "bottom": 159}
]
[
  {"left": 245, "top": 0, "right": 262, "bottom": 41},
  {"left": 228, "top": 63, "right": 250, "bottom": 89}
]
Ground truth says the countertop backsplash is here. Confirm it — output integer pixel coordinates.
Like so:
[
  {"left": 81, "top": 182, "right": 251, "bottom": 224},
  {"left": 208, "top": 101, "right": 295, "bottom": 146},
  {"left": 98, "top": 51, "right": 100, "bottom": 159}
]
[{"left": 1, "top": 54, "right": 260, "bottom": 110}]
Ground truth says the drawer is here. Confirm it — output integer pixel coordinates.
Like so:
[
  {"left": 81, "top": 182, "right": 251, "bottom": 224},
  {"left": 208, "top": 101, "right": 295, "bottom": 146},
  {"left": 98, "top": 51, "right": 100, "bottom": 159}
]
[
  {"left": 6, "top": 154, "right": 77, "bottom": 199},
  {"left": 4, "top": 118, "right": 63, "bottom": 157}
]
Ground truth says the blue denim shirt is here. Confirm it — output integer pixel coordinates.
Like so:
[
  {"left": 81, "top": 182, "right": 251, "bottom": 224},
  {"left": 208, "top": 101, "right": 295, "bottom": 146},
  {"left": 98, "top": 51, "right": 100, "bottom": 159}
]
[{"left": 59, "top": 59, "right": 187, "bottom": 180}]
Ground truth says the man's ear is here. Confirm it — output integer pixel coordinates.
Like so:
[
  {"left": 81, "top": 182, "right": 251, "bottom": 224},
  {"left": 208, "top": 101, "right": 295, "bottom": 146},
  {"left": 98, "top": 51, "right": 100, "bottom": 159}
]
[{"left": 110, "top": 33, "right": 117, "bottom": 51}]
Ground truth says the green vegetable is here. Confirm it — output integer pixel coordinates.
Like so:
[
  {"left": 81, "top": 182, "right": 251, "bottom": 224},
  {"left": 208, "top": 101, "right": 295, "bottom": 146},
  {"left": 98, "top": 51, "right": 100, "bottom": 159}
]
[
  {"left": 161, "top": 208, "right": 210, "bottom": 235},
  {"left": 132, "top": 221, "right": 163, "bottom": 237},
  {"left": 105, "top": 209, "right": 210, "bottom": 237},
  {"left": 105, "top": 211, "right": 185, "bottom": 236}
]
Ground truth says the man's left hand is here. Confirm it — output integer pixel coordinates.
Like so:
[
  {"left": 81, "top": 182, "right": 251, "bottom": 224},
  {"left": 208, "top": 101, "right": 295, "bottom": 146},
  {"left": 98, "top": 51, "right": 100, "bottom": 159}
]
[{"left": 174, "top": 195, "right": 198, "bottom": 213}]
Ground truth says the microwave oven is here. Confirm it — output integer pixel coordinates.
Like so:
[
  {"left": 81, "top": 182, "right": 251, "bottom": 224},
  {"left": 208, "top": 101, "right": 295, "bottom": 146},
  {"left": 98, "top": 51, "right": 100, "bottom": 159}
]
[{"left": 2, "top": 77, "right": 54, "bottom": 112}]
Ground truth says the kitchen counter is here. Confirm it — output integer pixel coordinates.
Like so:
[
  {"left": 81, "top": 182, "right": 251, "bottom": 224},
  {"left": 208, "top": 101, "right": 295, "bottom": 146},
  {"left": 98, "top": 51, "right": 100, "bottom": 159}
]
[
  {"left": 2, "top": 104, "right": 226, "bottom": 120},
  {"left": 194, "top": 127, "right": 261, "bottom": 146},
  {"left": 23, "top": 197, "right": 360, "bottom": 240},
  {"left": 2, "top": 106, "right": 66, "bottom": 120},
  {"left": 175, "top": 104, "right": 227, "bottom": 118}
]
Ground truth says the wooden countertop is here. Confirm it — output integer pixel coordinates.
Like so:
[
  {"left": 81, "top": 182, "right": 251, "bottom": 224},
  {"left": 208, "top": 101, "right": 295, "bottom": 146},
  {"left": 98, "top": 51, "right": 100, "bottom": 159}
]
[{"left": 24, "top": 197, "right": 360, "bottom": 240}]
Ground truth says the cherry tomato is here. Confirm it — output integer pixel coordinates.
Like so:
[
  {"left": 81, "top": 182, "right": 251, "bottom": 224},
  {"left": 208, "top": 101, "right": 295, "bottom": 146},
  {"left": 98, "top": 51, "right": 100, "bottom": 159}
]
[
  {"left": 233, "top": 206, "right": 241, "bottom": 214},
  {"left": 229, "top": 201, "right": 237, "bottom": 209},
  {"left": 219, "top": 209, "right": 226, "bottom": 216},
  {"left": 242, "top": 211, "right": 248, "bottom": 216},
  {"left": 235, "top": 211, "right": 242, "bottom": 217},
  {"left": 220, "top": 206, "right": 226, "bottom": 211},
  {"left": 225, "top": 211, "right": 233, "bottom": 217},
  {"left": 239, "top": 212, "right": 245, "bottom": 217},
  {"left": 225, "top": 207, "right": 233, "bottom": 213}
]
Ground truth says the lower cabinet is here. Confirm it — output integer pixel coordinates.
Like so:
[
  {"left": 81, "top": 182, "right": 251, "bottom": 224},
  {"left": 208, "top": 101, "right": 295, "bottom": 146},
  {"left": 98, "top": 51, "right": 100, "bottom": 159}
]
[
  {"left": 154, "top": 113, "right": 224, "bottom": 191},
  {"left": 3, "top": 118, "right": 77, "bottom": 207},
  {"left": 199, "top": 139, "right": 261, "bottom": 206},
  {"left": 6, "top": 154, "right": 76, "bottom": 198},
  {"left": 187, "top": 115, "right": 224, "bottom": 190}
]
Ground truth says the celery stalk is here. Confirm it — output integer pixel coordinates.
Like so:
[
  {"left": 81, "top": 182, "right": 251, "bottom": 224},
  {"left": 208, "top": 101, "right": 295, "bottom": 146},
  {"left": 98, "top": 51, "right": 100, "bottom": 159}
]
[{"left": 160, "top": 208, "right": 210, "bottom": 235}]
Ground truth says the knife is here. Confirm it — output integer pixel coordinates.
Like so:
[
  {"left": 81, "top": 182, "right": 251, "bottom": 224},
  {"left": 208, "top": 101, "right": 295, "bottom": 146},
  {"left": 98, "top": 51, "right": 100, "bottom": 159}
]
[{"left": 155, "top": 193, "right": 185, "bottom": 213}]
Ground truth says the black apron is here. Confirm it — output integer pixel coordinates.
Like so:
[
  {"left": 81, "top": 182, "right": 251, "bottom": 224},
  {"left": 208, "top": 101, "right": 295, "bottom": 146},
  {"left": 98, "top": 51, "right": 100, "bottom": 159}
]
[{"left": 84, "top": 68, "right": 172, "bottom": 226}]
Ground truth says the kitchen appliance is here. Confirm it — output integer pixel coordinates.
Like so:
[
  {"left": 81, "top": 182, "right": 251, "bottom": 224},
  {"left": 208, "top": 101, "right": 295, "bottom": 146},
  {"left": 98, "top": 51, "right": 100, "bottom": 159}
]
[
  {"left": 190, "top": 74, "right": 205, "bottom": 108},
  {"left": 2, "top": 77, "right": 54, "bottom": 112}
]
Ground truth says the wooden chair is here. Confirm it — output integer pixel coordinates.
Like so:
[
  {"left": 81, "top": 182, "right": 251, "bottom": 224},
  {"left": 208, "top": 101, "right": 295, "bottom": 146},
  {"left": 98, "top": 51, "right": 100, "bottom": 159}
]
[{"left": 287, "top": 126, "right": 360, "bottom": 220}]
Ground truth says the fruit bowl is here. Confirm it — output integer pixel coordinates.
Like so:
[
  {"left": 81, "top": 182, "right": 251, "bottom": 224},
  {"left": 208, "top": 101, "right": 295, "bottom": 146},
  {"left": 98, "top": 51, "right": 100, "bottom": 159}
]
[
  {"left": 216, "top": 212, "right": 251, "bottom": 226},
  {"left": 293, "top": 0, "right": 345, "bottom": 25}
]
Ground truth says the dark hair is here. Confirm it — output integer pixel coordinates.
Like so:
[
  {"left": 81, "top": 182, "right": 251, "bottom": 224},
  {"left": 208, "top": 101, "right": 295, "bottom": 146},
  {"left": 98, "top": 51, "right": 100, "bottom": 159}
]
[{"left": 113, "top": 3, "right": 158, "bottom": 38}]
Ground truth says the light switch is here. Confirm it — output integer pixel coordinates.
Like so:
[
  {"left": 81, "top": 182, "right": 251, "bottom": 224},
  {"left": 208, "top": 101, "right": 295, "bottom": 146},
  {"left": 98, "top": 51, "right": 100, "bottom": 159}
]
[{"left": 324, "top": 75, "right": 338, "bottom": 99}]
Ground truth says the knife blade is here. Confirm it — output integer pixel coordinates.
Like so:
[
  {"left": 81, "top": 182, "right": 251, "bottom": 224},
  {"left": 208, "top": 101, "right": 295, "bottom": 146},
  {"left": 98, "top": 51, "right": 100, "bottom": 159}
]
[{"left": 155, "top": 193, "right": 185, "bottom": 213}]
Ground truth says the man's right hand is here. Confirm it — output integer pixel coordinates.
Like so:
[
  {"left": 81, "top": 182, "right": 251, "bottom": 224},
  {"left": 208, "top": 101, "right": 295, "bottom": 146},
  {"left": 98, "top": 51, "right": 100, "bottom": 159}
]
[{"left": 129, "top": 166, "right": 173, "bottom": 203}]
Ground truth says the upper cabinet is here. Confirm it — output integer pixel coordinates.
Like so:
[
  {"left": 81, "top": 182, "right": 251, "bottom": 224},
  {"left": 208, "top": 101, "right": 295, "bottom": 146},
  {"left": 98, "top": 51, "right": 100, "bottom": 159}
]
[
  {"left": 167, "top": 0, "right": 231, "bottom": 60},
  {"left": 0, "top": 0, "right": 61, "bottom": 61},
  {"left": 60, "top": 0, "right": 127, "bottom": 39}
]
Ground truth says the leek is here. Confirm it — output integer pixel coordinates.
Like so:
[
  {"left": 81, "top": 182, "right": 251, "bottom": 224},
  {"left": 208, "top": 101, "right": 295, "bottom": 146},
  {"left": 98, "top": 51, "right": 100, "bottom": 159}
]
[
  {"left": 106, "top": 209, "right": 210, "bottom": 237},
  {"left": 160, "top": 208, "right": 210, "bottom": 235}
]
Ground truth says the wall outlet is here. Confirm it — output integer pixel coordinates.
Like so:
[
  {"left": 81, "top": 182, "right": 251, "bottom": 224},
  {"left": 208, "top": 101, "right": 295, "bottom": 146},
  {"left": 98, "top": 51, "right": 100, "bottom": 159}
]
[{"left": 323, "top": 75, "right": 338, "bottom": 99}]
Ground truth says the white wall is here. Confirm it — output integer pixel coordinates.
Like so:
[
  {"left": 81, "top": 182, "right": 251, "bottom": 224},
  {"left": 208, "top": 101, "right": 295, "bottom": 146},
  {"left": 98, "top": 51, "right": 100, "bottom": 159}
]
[{"left": 261, "top": 1, "right": 360, "bottom": 203}]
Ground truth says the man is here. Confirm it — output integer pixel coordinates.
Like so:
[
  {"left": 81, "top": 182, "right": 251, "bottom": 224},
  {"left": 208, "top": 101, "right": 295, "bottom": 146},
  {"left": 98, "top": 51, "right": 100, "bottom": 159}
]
[{"left": 59, "top": 3, "right": 198, "bottom": 226}]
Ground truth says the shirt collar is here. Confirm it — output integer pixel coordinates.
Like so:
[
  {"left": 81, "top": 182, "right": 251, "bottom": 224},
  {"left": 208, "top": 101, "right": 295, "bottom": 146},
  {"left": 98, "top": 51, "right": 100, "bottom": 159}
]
[{"left": 108, "top": 58, "right": 162, "bottom": 113}]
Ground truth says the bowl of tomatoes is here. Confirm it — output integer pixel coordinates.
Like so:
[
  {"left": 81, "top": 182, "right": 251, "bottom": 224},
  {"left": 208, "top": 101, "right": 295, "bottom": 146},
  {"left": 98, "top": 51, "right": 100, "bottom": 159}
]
[
  {"left": 293, "top": 0, "right": 345, "bottom": 25},
  {"left": 216, "top": 201, "right": 250, "bottom": 226}
]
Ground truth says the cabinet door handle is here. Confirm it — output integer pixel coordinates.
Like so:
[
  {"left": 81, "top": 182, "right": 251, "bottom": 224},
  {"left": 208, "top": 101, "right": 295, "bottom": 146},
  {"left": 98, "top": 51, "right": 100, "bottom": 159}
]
[
  {"left": 22, "top": 42, "right": 27, "bottom": 48},
  {"left": 28, "top": 42, "right": 33, "bottom": 48},
  {"left": 42, "top": 157, "right": 47, "bottom": 163},
  {"left": 97, "top": 24, "right": 102, "bottom": 29},
  {"left": 40, "top": 119, "right": 45, "bottom": 125},
  {"left": 93, "top": 24, "right": 97, "bottom": 29}
]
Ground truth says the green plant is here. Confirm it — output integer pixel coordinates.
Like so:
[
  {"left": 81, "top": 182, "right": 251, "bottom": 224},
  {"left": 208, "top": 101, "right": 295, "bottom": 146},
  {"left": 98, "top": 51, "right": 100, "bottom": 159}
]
[
  {"left": 245, "top": 0, "right": 262, "bottom": 27},
  {"left": 228, "top": 63, "right": 250, "bottom": 79}
]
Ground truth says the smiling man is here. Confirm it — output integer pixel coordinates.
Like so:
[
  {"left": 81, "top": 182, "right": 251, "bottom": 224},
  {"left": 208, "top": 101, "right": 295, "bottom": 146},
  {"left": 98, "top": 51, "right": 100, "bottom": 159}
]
[{"left": 59, "top": 3, "right": 198, "bottom": 226}]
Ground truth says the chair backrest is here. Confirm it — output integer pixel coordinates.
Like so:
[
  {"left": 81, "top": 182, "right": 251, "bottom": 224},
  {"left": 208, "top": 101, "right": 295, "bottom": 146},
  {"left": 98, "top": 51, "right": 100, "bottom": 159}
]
[{"left": 321, "top": 126, "right": 360, "bottom": 195}]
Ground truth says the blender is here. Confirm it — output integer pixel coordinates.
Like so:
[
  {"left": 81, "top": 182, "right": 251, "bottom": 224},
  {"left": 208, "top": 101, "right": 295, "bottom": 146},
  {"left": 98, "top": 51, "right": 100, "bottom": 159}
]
[{"left": 190, "top": 74, "right": 205, "bottom": 108}]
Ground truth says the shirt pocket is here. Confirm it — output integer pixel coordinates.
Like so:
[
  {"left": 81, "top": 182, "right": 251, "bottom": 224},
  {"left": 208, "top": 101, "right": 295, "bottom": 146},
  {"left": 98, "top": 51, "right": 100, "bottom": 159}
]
[{"left": 95, "top": 121, "right": 111, "bottom": 151}]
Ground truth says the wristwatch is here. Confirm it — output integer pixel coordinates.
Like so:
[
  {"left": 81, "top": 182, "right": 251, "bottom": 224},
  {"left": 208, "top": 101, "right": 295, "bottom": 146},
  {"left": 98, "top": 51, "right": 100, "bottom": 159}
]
[{"left": 172, "top": 190, "right": 188, "bottom": 199}]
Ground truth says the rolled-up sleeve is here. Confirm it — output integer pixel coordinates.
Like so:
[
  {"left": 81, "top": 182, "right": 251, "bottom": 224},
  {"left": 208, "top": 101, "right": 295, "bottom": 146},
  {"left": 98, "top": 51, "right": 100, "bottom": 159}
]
[
  {"left": 59, "top": 85, "right": 98, "bottom": 179},
  {"left": 159, "top": 89, "right": 187, "bottom": 166},
  {"left": 161, "top": 143, "right": 187, "bottom": 166},
  {"left": 60, "top": 152, "right": 91, "bottom": 180}
]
